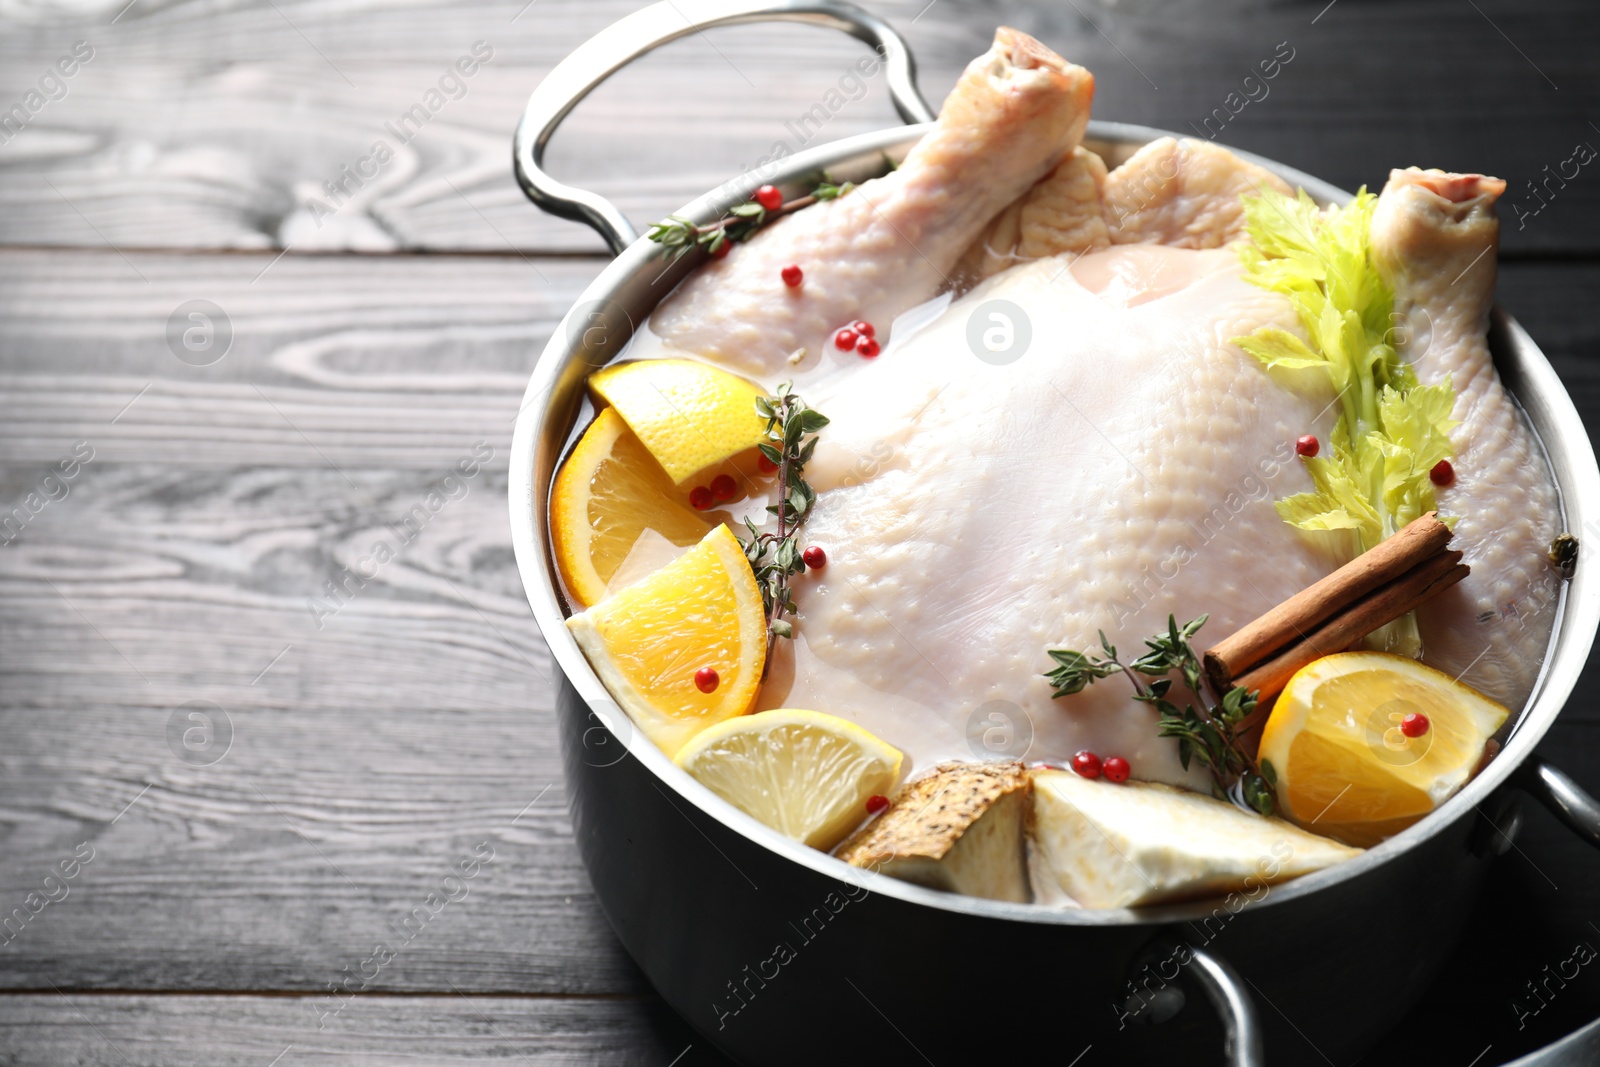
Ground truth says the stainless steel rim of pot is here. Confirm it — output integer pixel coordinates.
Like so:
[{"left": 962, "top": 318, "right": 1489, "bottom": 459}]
[{"left": 508, "top": 1, "right": 1600, "bottom": 1062}]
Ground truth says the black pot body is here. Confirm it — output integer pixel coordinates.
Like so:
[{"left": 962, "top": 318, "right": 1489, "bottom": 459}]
[{"left": 558, "top": 679, "right": 1501, "bottom": 1066}]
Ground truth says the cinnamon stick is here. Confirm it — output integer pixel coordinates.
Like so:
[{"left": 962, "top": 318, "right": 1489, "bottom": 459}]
[
  {"left": 1230, "top": 550, "right": 1468, "bottom": 701},
  {"left": 1203, "top": 512, "right": 1452, "bottom": 695}
]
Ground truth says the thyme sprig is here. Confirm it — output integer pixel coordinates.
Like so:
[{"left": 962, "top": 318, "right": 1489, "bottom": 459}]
[
  {"left": 1046, "top": 615, "right": 1278, "bottom": 815},
  {"left": 646, "top": 180, "right": 854, "bottom": 261},
  {"left": 739, "top": 383, "right": 828, "bottom": 668}
]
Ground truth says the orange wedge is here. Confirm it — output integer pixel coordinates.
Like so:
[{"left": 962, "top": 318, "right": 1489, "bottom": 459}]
[
  {"left": 1258, "top": 652, "right": 1510, "bottom": 847},
  {"left": 588, "top": 358, "right": 768, "bottom": 484},
  {"left": 551, "top": 407, "right": 711, "bottom": 607},
  {"left": 566, "top": 524, "right": 767, "bottom": 758}
]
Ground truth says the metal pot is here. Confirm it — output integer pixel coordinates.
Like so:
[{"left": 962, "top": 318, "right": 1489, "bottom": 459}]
[{"left": 507, "top": 3, "right": 1600, "bottom": 1063}]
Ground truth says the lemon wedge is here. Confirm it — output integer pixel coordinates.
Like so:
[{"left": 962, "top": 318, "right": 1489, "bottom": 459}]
[
  {"left": 567, "top": 525, "right": 766, "bottom": 758},
  {"left": 551, "top": 407, "right": 712, "bottom": 607},
  {"left": 676, "top": 709, "right": 902, "bottom": 850},
  {"left": 1259, "top": 651, "right": 1510, "bottom": 847},
  {"left": 588, "top": 358, "right": 768, "bottom": 484}
]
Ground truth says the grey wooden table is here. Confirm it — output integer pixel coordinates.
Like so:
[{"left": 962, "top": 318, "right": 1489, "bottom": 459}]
[{"left": 3, "top": 1, "right": 1600, "bottom": 1063}]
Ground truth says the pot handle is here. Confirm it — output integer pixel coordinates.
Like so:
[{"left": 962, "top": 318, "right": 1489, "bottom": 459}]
[
  {"left": 512, "top": 0, "right": 935, "bottom": 254},
  {"left": 1515, "top": 755, "right": 1600, "bottom": 848},
  {"left": 1186, "top": 946, "right": 1267, "bottom": 1067},
  {"left": 1128, "top": 938, "right": 1265, "bottom": 1066}
]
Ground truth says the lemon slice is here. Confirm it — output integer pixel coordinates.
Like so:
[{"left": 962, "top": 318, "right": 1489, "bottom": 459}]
[
  {"left": 589, "top": 358, "right": 768, "bottom": 484},
  {"left": 1259, "top": 651, "right": 1510, "bottom": 847},
  {"left": 551, "top": 407, "right": 711, "bottom": 607},
  {"left": 566, "top": 524, "right": 766, "bottom": 758},
  {"left": 676, "top": 709, "right": 903, "bottom": 850}
]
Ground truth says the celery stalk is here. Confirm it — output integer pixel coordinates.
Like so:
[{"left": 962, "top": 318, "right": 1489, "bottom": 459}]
[{"left": 1233, "top": 189, "right": 1460, "bottom": 659}]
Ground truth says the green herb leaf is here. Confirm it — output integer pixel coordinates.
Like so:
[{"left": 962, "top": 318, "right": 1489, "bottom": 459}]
[
  {"left": 1046, "top": 613, "right": 1275, "bottom": 816},
  {"left": 1242, "top": 773, "right": 1275, "bottom": 815},
  {"left": 735, "top": 382, "right": 827, "bottom": 662},
  {"left": 798, "top": 409, "right": 831, "bottom": 434}
]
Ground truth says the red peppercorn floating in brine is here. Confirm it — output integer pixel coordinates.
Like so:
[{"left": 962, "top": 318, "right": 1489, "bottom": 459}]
[
  {"left": 1401, "top": 713, "right": 1430, "bottom": 738},
  {"left": 1071, "top": 750, "right": 1102, "bottom": 779},
  {"left": 689, "top": 486, "right": 713, "bottom": 511},
  {"left": 852, "top": 320, "right": 875, "bottom": 338},
  {"left": 802, "top": 546, "right": 826, "bottom": 569},
  {"left": 1430, "top": 460, "right": 1455, "bottom": 487},
  {"left": 865, "top": 794, "right": 890, "bottom": 814},
  {"left": 781, "top": 264, "right": 803, "bottom": 288},
  {"left": 709, "top": 474, "right": 737, "bottom": 502},
  {"left": 757, "top": 452, "right": 779, "bottom": 474},
  {"left": 754, "top": 184, "right": 783, "bottom": 212},
  {"left": 856, "top": 337, "right": 880, "bottom": 358},
  {"left": 1102, "top": 756, "right": 1130, "bottom": 783},
  {"left": 1296, "top": 435, "right": 1319, "bottom": 458},
  {"left": 834, "top": 327, "right": 858, "bottom": 351},
  {"left": 694, "top": 667, "right": 720, "bottom": 694}
]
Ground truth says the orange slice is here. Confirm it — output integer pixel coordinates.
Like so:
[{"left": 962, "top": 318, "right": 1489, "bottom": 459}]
[
  {"left": 588, "top": 358, "right": 768, "bottom": 484},
  {"left": 1258, "top": 651, "right": 1510, "bottom": 847},
  {"left": 566, "top": 524, "right": 767, "bottom": 758},
  {"left": 551, "top": 407, "right": 711, "bottom": 607}
]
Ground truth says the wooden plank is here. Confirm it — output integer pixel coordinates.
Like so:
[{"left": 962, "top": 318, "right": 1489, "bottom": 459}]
[
  {"left": 0, "top": 0, "right": 921, "bottom": 255},
  {"left": 0, "top": 461, "right": 555, "bottom": 710},
  {"left": 0, "top": 0, "right": 1596, "bottom": 254},
  {"left": 0, "top": 249, "right": 597, "bottom": 468},
  {"left": 0, "top": 696, "right": 650, "bottom": 994},
  {"left": 1496, "top": 262, "right": 1600, "bottom": 417},
  {"left": 0, "top": 993, "right": 734, "bottom": 1066}
]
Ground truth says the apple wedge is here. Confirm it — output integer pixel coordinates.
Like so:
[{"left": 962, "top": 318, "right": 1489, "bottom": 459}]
[
  {"left": 837, "top": 761, "right": 1032, "bottom": 903},
  {"left": 1031, "top": 769, "right": 1362, "bottom": 909}
]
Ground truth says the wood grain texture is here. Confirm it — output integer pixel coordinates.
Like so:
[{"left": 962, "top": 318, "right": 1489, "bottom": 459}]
[
  {"left": 0, "top": 249, "right": 595, "bottom": 467},
  {"left": 0, "top": 992, "right": 734, "bottom": 1067},
  {"left": 0, "top": 0, "right": 1597, "bottom": 254},
  {"left": 0, "top": 459, "right": 554, "bottom": 711},
  {"left": 0, "top": 701, "right": 647, "bottom": 995}
]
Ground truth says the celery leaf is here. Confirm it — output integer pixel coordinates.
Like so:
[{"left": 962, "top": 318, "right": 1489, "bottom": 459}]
[{"left": 1233, "top": 187, "right": 1459, "bottom": 555}]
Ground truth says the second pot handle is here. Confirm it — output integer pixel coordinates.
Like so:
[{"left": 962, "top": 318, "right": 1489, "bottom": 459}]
[
  {"left": 1516, "top": 755, "right": 1600, "bottom": 848},
  {"left": 1128, "top": 937, "right": 1265, "bottom": 1067},
  {"left": 1187, "top": 946, "right": 1267, "bottom": 1067},
  {"left": 512, "top": 0, "right": 936, "bottom": 254}
]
